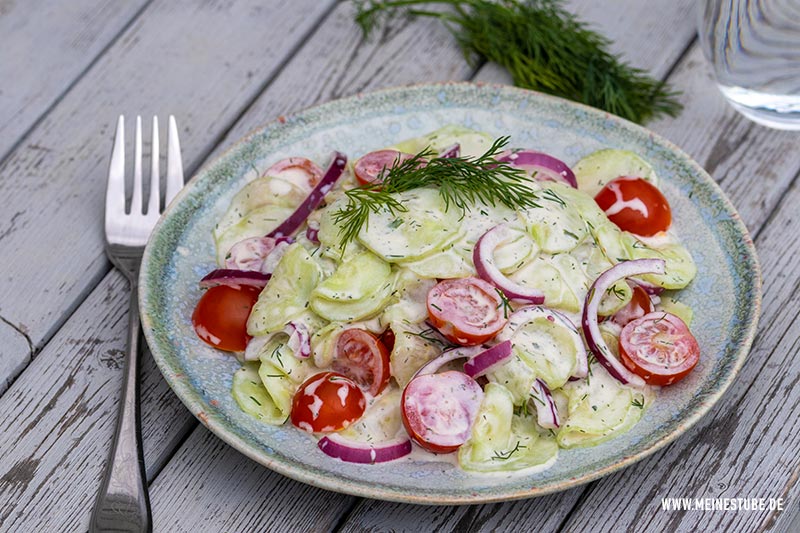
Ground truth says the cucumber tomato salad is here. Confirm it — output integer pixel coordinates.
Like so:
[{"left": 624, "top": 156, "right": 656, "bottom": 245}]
[{"left": 191, "top": 126, "right": 700, "bottom": 473}]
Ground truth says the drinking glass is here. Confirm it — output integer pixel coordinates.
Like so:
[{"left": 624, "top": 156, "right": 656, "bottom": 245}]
[{"left": 698, "top": 0, "right": 800, "bottom": 130}]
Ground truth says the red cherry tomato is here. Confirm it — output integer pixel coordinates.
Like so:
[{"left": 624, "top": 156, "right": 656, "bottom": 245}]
[
  {"left": 332, "top": 329, "right": 391, "bottom": 396},
  {"left": 401, "top": 371, "right": 484, "bottom": 453},
  {"left": 379, "top": 328, "right": 396, "bottom": 352},
  {"left": 611, "top": 285, "right": 655, "bottom": 327},
  {"left": 619, "top": 312, "right": 700, "bottom": 386},
  {"left": 594, "top": 177, "right": 672, "bottom": 236},
  {"left": 427, "top": 277, "right": 507, "bottom": 346},
  {"left": 291, "top": 372, "right": 366, "bottom": 433},
  {"left": 192, "top": 284, "right": 261, "bottom": 352},
  {"left": 354, "top": 150, "right": 414, "bottom": 185},
  {"left": 264, "top": 157, "right": 323, "bottom": 187}
]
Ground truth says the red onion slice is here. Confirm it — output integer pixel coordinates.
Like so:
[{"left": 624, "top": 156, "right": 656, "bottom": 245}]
[
  {"left": 462, "top": 341, "right": 512, "bottom": 378},
  {"left": 199, "top": 268, "right": 270, "bottom": 289},
  {"left": 414, "top": 346, "right": 484, "bottom": 379},
  {"left": 531, "top": 378, "right": 560, "bottom": 429},
  {"left": 438, "top": 143, "right": 460, "bottom": 158},
  {"left": 283, "top": 321, "right": 311, "bottom": 359},
  {"left": 474, "top": 224, "right": 545, "bottom": 303},
  {"left": 631, "top": 278, "right": 665, "bottom": 296},
  {"left": 496, "top": 306, "right": 588, "bottom": 379},
  {"left": 318, "top": 433, "right": 412, "bottom": 464},
  {"left": 582, "top": 259, "right": 666, "bottom": 386},
  {"left": 497, "top": 150, "right": 577, "bottom": 188},
  {"left": 267, "top": 152, "right": 347, "bottom": 239},
  {"left": 305, "top": 224, "right": 320, "bottom": 244},
  {"left": 264, "top": 157, "right": 324, "bottom": 185}
]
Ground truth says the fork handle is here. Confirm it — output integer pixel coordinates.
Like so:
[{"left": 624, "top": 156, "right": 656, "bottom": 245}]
[{"left": 90, "top": 283, "right": 152, "bottom": 533}]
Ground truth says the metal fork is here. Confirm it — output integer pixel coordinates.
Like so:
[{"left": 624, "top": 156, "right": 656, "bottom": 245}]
[{"left": 90, "top": 115, "right": 184, "bottom": 533}]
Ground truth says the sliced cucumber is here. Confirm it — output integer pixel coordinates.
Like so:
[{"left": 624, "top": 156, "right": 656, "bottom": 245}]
[
  {"left": 625, "top": 237, "right": 697, "bottom": 289},
  {"left": 459, "top": 383, "right": 559, "bottom": 473},
  {"left": 311, "top": 273, "right": 397, "bottom": 322},
  {"left": 357, "top": 188, "right": 462, "bottom": 262},
  {"left": 339, "top": 387, "right": 404, "bottom": 442},
  {"left": 574, "top": 149, "right": 658, "bottom": 197},
  {"left": 557, "top": 364, "right": 650, "bottom": 448},
  {"left": 485, "top": 353, "right": 537, "bottom": 406},
  {"left": 312, "top": 250, "right": 392, "bottom": 302},
  {"left": 247, "top": 243, "right": 321, "bottom": 336},
  {"left": 231, "top": 363, "right": 285, "bottom": 424},
  {"left": 389, "top": 322, "right": 442, "bottom": 387},
  {"left": 520, "top": 186, "right": 588, "bottom": 253},
  {"left": 509, "top": 256, "right": 581, "bottom": 313},
  {"left": 657, "top": 295, "right": 694, "bottom": 326},
  {"left": 391, "top": 125, "right": 494, "bottom": 158}
]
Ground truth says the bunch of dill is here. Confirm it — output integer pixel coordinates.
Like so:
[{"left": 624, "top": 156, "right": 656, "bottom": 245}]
[{"left": 355, "top": 0, "right": 682, "bottom": 124}]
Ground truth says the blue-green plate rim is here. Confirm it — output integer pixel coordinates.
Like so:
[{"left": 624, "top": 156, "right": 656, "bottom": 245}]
[{"left": 139, "top": 81, "right": 761, "bottom": 505}]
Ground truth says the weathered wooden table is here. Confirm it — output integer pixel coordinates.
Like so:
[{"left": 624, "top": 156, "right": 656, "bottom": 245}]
[{"left": 1, "top": 1, "right": 798, "bottom": 531}]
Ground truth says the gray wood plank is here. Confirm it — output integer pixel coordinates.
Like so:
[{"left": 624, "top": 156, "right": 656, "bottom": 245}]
[
  {"left": 0, "top": 271, "right": 193, "bottom": 532},
  {"left": 0, "top": 0, "right": 150, "bottom": 161},
  {"left": 562, "top": 176, "right": 800, "bottom": 533},
  {"left": 0, "top": 318, "right": 30, "bottom": 394},
  {"left": 149, "top": 427, "right": 356, "bottom": 533},
  {"left": 0, "top": 0, "right": 336, "bottom": 375}
]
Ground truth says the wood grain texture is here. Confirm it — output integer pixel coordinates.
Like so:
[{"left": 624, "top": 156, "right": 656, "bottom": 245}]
[
  {"left": 0, "top": 0, "right": 150, "bottom": 161},
  {"left": 0, "top": 318, "right": 30, "bottom": 394},
  {"left": 205, "top": 0, "right": 473, "bottom": 162},
  {"left": 149, "top": 426, "right": 356, "bottom": 532},
  {"left": 0, "top": 0, "right": 335, "bottom": 369},
  {"left": 562, "top": 175, "right": 800, "bottom": 533},
  {"left": 0, "top": 271, "right": 193, "bottom": 532}
]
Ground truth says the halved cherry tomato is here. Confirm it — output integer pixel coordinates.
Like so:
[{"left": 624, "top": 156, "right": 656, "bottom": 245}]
[
  {"left": 332, "top": 329, "right": 391, "bottom": 396},
  {"left": 594, "top": 177, "right": 671, "bottom": 236},
  {"left": 353, "top": 149, "right": 414, "bottom": 185},
  {"left": 192, "top": 284, "right": 261, "bottom": 352},
  {"left": 427, "top": 277, "right": 507, "bottom": 346},
  {"left": 401, "top": 370, "right": 484, "bottom": 453},
  {"left": 291, "top": 372, "right": 366, "bottom": 433},
  {"left": 379, "top": 328, "right": 396, "bottom": 352},
  {"left": 619, "top": 312, "right": 700, "bottom": 386},
  {"left": 264, "top": 157, "right": 323, "bottom": 187},
  {"left": 611, "top": 284, "right": 655, "bottom": 327}
]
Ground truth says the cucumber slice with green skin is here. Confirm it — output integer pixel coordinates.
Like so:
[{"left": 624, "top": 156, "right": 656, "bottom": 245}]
[
  {"left": 310, "top": 274, "right": 397, "bottom": 322},
  {"left": 556, "top": 364, "right": 651, "bottom": 449},
  {"left": 381, "top": 270, "right": 437, "bottom": 325},
  {"left": 624, "top": 237, "right": 697, "bottom": 289},
  {"left": 497, "top": 308, "right": 581, "bottom": 389},
  {"left": 520, "top": 187, "right": 588, "bottom": 253},
  {"left": 389, "top": 322, "right": 442, "bottom": 387},
  {"left": 247, "top": 243, "right": 321, "bottom": 336},
  {"left": 357, "top": 188, "right": 462, "bottom": 263},
  {"left": 658, "top": 295, "right": 694, "bottom": 326},
  {"left": 509, "top": 256, "right": 581, "bottom": 313},
  {"left": 312, "top": 250, "right": 392, "bottom": 302},
  {"left": 231, "top": 363, "right": 286, "bottom": 424},
  {"left": 339, "top": 387, "right": 404, "bottom": 442},
  {"left": 458, "top": 383, "right": 559, "bottom": 473},
  {"left": 485, "top": 353, "right": 537, "bottom": 406},
  {"left": 256, "top": 335, "right": 311, "bottom": 419},
  {"left": 391, "top": 125, "right": 495, "bottom": 158},
  {"left": 574, "top": 149, "right": 658, "bottom": 197}
]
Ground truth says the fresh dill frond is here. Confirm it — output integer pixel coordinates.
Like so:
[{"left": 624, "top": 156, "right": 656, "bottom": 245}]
[
  {"left": 333, "top": 136, "right": 538, "bottom": 246},
  {"left": 355, "top": 0, "right": 682, "bottom": 124}
]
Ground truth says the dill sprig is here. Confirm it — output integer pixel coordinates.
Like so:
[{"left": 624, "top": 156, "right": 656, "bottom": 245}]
[
  {"left": 355, "top": 0, "right": 682, "bottom": 124},
  {"left": 333, "top": 136, "right": 538, "bottom": 246}
]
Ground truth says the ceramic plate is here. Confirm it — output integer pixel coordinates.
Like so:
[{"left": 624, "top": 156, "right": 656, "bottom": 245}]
[{"left": 140, "top": 83, "right": 760, "bottom": 504}]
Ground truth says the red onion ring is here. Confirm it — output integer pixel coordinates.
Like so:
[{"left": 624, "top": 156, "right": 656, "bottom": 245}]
[
  {"left": 199, "top": 268, "right": 270, "bottom": 289},
  {"left": 438, "top": 143, "right": 460, "bottom": 158},
  {"left": 582, "top": 259, "right": 666, "bottom": 386},
  {"left": 462, "top": 341, "right": 512, "bottom": 378},
  {"left": 474, "top": 224, "right": 545, "bottom": 303},
  {"left": 413, "top": 346, "right": 484, "bottom": 379},
  {"left": 283, "top": 322, "right": 311, "bottom": 359},
  {"left": 497, "top": 150, "right": 577, "bottom": 188},
  {"left": 318, "top": 433, "right": 412, "bottom": 464},
  {"left": 531, "top": 378, "right": 560, "bottom": 429},
  {"left": 267, "top": 152, "right": 347, "bottom": 239}
]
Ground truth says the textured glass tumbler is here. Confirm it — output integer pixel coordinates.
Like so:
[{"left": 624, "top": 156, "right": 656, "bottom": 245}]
[{"left": 698, "top": 0, "right": 800, "bottom": 130}]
